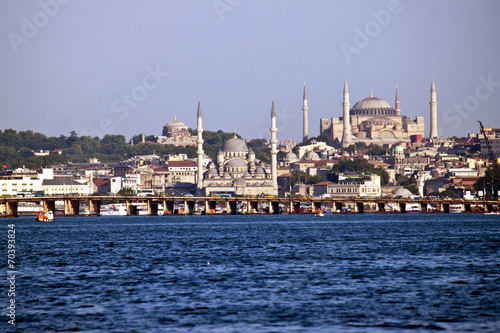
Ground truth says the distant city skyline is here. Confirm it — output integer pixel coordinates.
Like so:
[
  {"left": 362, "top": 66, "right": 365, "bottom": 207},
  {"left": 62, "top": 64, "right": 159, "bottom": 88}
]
[{"left": 1, "top": 1, "right": 499, "bottom": 141}]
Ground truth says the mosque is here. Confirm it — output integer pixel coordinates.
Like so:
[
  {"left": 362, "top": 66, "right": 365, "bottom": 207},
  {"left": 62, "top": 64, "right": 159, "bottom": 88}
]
[
  {"left": 195, "top": 101, "right": 278, "bottom": 196},
  {"left": 318, "top": 78, "right": 438, "bottom": 147},
  {"left": 155, "top": 117, "right": 197, "bottom": 146}
]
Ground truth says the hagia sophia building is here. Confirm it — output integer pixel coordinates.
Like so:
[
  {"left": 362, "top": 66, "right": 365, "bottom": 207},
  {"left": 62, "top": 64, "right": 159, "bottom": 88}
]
[{"left": 318, "top": 78, "right": 438, "bottom": 147}]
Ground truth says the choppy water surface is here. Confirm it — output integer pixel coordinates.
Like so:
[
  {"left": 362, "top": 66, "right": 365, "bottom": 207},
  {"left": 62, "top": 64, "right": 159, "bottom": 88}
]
[{"left": 3, "top": 214, "right": 500, "bottom": 332}]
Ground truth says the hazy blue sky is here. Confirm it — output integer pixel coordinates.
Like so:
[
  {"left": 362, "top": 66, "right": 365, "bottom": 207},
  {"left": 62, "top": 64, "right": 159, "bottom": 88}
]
[{"left": 1, "top": 0, "right": 499, "bottom": 142}]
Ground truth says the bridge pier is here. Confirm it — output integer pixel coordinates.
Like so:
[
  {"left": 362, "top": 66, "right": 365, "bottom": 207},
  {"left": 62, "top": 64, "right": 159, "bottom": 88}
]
[
  {"left": 43, "top": 199, "right": 56, "bottom": 215},
  {"left": 163, "top": 200, "right": 174, "bottom": 214},
  {"left": 398, "top": 202, "right": 406, "bottom": 213},
  {"left": 5, "top": 201, "right": 18, "bottom": 217},
  {"left": 183, "top": 200, "right": 195, "bottom": 215},
  {"left": 312, "top": 201, "right": 321, "bottom": 213},
  {"left": 64, "top": 198, "right": 80, "bottom": 216},
  {"left": 247, "top": 200, "right": 258, "bottom": 214},
  {"left": 227, "top": 200, "right": 237, "bottom": 215},
  {"left": 356, "top": 202, "right": 364, "bottom": 214},
  {"left": 204, "top": 200, "right": 215, "bottom": 214},
  {"left": 150, "top": 202, "right": 159, "bottom": 215},
  {"left": 89, "top": 199, "right": 100, "bottom": 215},
  {"left": 333, "top": 201, "right": 342, "bottom": 213},
  {"left": 269, "top": 201, "right": 280, "bottom": 214},
  {"left": 485, "top": 203, "right": 493, "bottom": 213},
  {"left": 290, "top": 201, "right": 301, "bottom": 213}
]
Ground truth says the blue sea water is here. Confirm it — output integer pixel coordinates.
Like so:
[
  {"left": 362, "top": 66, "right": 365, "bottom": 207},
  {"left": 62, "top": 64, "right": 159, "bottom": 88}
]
[{"left": 2, "top": 213, "right": 500, "bottom": 332}]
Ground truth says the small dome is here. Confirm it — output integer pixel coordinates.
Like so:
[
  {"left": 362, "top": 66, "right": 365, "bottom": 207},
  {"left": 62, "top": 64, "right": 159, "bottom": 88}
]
[
  {"left": 303, "top": 151, "right": 320, "bottom": 161},
  {"left": 206, "top": 168, "right": 218, "bottom": 175},
  {"left": 394, "top": 145, "right": 404, "bottom": 152},
  {"left": 233, "top": 179, "right": 246, "bottom": 186},
  {"left": 225, "top": 158, "right": 247, "bottom": 167},
  {"left": 255, "top": 167, "right": 266, "bottom": 175},
  {"left": 285, "top": 152, "right": 298, "bottom": 163},
  {"left": 393, "top": 188, "right": 413, "bottom": 197},
  {"left": 222, "top": 138, "right": 248, "bottom": 152}
]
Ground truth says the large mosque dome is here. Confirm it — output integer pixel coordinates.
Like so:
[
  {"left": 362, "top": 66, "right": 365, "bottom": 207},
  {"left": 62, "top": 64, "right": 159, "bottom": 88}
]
[
  {"left": 165, "top": 118, "right": 188, "bottom": 132},
  {"left": 222, "top": 138, "right": 249, "bottom": 152},
  {"left": 350, "top": 95, "right": 396, "bottom": 116}
]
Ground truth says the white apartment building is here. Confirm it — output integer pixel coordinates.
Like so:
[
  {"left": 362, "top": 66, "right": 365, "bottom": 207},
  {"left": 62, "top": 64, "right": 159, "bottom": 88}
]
[{"left": 316, "top": 173, "right": 381, "bottom": 198}]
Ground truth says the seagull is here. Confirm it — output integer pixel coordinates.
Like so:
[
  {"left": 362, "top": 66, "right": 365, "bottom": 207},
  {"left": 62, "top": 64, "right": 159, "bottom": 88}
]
[{"left": 207, "top": 261, "right": 210, "bottom": 265}]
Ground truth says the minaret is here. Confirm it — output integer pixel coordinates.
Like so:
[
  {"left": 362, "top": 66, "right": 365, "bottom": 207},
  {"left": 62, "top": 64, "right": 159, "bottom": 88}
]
[
  {"left": 196, "top": 100, "right": 204, "bottom": 194},
  {"left": 395, "top": 84, "right": 401, "bottom": 116},
  {"left": 302, "top": 82, "right": 308, "bottom": 143},
  {"left": 270, "top": 99, "right": 278, "bottom": 194},
  {"left": 429, "top": 78, "right": 438, "bottom": 138},
  {"left": 342, "top": 78, "right": 351, "bottom": 148}
]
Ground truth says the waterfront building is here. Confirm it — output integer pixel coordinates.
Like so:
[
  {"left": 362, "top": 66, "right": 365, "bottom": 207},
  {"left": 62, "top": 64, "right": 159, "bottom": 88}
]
[
  {"left": 41, "top": 177, "right": 91, "bottom": 196},
  {"left": 0, "top": 169, "right": 42, "bottom": 197},
  {"left": 166, "top": 160, "right": 198, "bottom": 183},
  {"left": 313, "top": 173, "right": 381, "bottom": 198}
]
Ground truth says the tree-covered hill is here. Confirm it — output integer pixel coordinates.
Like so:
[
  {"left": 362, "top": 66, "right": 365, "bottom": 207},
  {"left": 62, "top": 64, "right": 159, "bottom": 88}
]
[{"left": 0, "top": 129, "right": 270, "bottom": 170}]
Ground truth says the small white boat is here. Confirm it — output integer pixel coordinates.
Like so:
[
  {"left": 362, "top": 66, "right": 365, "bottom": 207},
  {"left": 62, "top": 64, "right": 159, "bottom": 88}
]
[
  {"left": 314, "top": 210, "right": 324, "bottom": 217},
  {"left": 484, "top": 211, "right": 500, "bottom": 215},
  {"left": 37, "top": 210, "right": 54, "bottom": 222}
]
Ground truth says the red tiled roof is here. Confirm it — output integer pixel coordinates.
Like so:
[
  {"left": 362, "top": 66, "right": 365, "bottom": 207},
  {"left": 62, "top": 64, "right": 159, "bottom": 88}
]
[
  {"left": 168, "top": 161, "right": 198, "bottom": 167},
  {"left": 93, "top": 178, "right": 109, "bottom": 187},
  {"left": 278, "top": 173, "right": 293, "bottom": 178},
  {"left": 314, "top": 181, "right": 335, "bottom": 186},
  {"left": 152, "top": 166, "right": 169, "bottom": 172}
]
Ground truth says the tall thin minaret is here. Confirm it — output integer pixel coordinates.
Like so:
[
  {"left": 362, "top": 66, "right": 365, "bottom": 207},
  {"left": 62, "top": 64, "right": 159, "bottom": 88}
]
[
  {"left": 395, "top": 84, "right": 401, "bottom": 116},
  {"left": 196, "top": 100, "right": 204, "bottom": 194},
  {"left": 429, "top": 78, "right": 438, "bottom": 138},
  {"left": 342, "top": 78, "right": 351, "bottom": 148},
  {"left": 270, "top": 99, "right": 278, "bottom": 194},
  {"left": 302, "top": 82, "right": 308, "bottom": 143}
]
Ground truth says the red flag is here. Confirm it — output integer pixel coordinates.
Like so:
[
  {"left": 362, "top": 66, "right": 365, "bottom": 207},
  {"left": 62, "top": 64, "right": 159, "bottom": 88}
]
[{"left": 2, "top": 165, "right": 8, "bottom": 169}]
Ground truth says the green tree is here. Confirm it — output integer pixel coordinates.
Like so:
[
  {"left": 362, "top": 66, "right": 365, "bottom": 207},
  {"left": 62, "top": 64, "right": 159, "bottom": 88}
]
[
  {"left": 344, "top": 144, "right": 356, "bottom": 155},
  {"left": 18, "top": 147, "right": 34, "bottom": 158},
  {"left": 327, "top": 158, "right": 390, "bottom": 186},
  {"left": 474, "top": 164, "right": 500, "bottom": 199},
  {"left": 440, "top": 189, "right": 458, "bottom": 199},
  {"left": 117, "top": 187, "right": 136, "bottom": 196},
  {"left": 397, "top": 175, "right": 418, "bottom": 194}
]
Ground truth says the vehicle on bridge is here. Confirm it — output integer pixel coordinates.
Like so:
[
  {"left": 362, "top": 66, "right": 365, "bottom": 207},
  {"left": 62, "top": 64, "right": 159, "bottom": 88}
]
[{"left": 210, "top": 191, "right": 236, "bottom": 197}]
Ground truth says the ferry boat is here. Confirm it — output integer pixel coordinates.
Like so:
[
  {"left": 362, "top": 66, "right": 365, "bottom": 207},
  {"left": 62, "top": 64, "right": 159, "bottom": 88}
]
[
  {"left": 405, "top": 203, "right": 420, "bottom": 213},
  {"left": 37, "top": 210, "right": 54, "bottom": 222},
  {"left": 449, "top": 204, "right": 462, "bottom": 213},
  {"left": 100, "top": 203, "right": 127, "bottom": 216}
]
